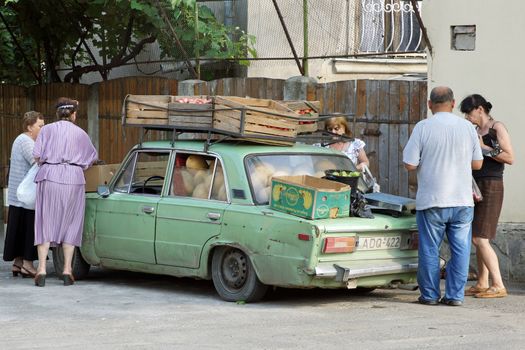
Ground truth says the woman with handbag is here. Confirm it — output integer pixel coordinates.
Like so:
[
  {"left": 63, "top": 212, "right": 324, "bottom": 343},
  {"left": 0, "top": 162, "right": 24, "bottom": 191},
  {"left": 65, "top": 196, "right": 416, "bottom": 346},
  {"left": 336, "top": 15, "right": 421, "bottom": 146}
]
[
  {"left": 460, "top": 94, "right": 514, "bottom": 298},
  {"left": 32, "top": 97, "right": 97, "bottom": 287},
  {"left": 3, "top": 111, "right": 44, "bottom": 277}
]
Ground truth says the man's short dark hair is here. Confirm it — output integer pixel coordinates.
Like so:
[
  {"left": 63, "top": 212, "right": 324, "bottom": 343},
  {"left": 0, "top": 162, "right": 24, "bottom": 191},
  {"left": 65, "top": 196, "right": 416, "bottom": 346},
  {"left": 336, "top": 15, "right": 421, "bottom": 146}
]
[{"left": 430, "top": 87, "right": 454, "bottom": 104}]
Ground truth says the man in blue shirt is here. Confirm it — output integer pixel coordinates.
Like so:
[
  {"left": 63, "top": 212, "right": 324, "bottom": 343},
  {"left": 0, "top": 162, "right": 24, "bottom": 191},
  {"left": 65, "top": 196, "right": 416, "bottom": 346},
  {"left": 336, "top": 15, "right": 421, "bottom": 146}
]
[{"left": 403, "top": 86, "right": 483, "bottom": 306}]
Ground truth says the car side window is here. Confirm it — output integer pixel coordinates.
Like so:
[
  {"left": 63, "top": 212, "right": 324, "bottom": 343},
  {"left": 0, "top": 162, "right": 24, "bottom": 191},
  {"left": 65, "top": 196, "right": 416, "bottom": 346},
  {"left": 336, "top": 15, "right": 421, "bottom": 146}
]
[
  {"left": 170, "top": 153, "right": 227, "bottom": 201},
  {"left": 113, "top": 151, "right": 169, "bottom": 195},
  {"left": 113, "top": 153, "right": 136, "bottom": 193}
]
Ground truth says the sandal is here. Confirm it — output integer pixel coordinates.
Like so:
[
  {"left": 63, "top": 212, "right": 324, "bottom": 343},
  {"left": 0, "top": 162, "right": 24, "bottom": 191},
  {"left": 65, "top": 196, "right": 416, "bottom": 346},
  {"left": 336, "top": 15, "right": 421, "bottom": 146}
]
[
  {"left": 465, "top": 285, "right": 489, "bottom": 296},
  {"left": 474, "top": 287, "right": 508, "bottom": 298},
  {"left": 20, "top": 266, "right": 37, "bottom": 278},
  {"left": 12, "top": 264, "right": 22, "bottom": 277}
]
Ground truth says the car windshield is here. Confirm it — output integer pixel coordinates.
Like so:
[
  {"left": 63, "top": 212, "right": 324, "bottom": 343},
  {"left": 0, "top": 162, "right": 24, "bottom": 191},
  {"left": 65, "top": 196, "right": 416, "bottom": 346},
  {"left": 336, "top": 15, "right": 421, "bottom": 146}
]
[{"left": 246, "top": 153, "right": 366, "bottom": 204}]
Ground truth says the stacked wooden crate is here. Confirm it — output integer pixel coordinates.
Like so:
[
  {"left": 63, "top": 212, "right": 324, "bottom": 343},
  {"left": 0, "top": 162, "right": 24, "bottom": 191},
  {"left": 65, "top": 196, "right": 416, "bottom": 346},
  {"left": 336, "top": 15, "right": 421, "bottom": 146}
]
[
  {"left": 279, "top": 100, "right": 320, "bottom": 134},
  {"left": 123, "top": 95, "right": 170, "bottom": 125},
  {"left": 168, "top": 96, "right": 213, "bottom": 128},
  {"left": 213, "top": 96, "right": 299, "bottom": 138},
  {"left": 122, "top": 94, "right": 321, "bottom": 140}
]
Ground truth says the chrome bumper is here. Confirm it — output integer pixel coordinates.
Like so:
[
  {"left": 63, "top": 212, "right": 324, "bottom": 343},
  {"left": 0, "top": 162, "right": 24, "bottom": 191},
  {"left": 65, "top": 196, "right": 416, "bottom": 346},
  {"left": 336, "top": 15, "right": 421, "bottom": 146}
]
[{"left": 315, "top": 262, "right": 418, "bottom": 282}]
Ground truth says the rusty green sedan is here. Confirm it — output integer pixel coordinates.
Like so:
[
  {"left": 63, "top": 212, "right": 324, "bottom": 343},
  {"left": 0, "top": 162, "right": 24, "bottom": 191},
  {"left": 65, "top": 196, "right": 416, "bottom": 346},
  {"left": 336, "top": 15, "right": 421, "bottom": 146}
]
[{"left": 53, "top": 140, "right": 418, "bottom": 302}]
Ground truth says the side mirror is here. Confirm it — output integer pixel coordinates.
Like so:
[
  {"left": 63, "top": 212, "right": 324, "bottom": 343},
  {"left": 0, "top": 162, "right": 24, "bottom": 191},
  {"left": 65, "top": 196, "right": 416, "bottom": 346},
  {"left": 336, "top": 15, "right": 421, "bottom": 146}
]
[{"left": 97, "top": 185, "right": 110, "bottom": 198}]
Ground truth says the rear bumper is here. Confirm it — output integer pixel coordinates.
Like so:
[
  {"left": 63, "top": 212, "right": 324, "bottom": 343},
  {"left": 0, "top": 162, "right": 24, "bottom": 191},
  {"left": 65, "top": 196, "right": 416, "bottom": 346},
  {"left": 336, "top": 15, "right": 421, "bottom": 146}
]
[{"left": 315, "top": 262, "right": 418, "bottom": 282}]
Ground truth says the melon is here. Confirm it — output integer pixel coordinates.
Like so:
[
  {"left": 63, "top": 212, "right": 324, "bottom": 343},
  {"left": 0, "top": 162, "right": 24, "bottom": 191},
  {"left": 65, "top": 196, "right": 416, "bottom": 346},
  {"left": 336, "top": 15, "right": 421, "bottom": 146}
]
[
  {"left": 186, "top": 155, "right": 209, "bottom": 170},
  {"left": 194, "top": 169, "right": 209, "bottom": 185},
  {"left": 256, "top": 186, "right": 271, "bottom": 203},
  {"left": 192, "top": 182, "right": 210, "bottom": 199},
  {"left": 180, "top": 169, "right": 195, "bottom": 195},
  {"left": 215, "top": 184, "right": 227, "bottom": 201},
  {"left": 314, "top": 159, "right": 337, "bottom": 172}
]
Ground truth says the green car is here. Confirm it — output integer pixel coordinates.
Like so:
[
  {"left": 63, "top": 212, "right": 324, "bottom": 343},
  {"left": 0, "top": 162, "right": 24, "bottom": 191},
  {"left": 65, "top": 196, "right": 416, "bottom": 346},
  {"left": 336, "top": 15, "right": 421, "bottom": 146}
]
[{"left": 53, "top": 140, "right": 418, "bottom": 302}]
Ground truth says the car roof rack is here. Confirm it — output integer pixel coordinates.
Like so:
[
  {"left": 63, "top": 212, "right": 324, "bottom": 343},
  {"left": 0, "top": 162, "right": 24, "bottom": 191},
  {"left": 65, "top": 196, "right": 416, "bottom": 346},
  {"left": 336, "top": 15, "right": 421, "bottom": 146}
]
[
  {"left": 122, "top": 95, "right": 355, "bottom": 151},
  {"left": 131, "top": 120, "right": 355, "bottom": 152}
]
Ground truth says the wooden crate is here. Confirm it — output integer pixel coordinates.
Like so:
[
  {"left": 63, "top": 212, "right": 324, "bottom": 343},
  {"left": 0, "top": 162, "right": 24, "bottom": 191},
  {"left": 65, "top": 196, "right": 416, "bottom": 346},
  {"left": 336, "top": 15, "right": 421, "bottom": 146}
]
[
  {"left": 213, "top": 96, "right": 299, "bottom": 138},
  {"left": 279, "top": 100, "right": 321, "bottom": 134},
  {"left": 168, "top": 95, "right": 213, "bottom": 128},
  {"left": 123, "top": 95, "right": 169, "bottom": 125}
]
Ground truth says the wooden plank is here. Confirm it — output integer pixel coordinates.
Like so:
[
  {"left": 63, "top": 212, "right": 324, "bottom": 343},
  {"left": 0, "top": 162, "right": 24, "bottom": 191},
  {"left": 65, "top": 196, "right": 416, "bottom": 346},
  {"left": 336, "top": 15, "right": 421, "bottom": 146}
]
[
  {"left": 125, "top": 118, "right": 168, "bottom": 125},
  {"left": 214, "top": 110, "right": 296, "bottom": 130},
  {"left": 356, "top": 80, "right": 367, "bottom": 117},
  {"left": 377, "top": 81, "right": 390, "bottom": 193},
  {"left": 213, "top": 113, "right": 295, "bottom": 138},
  {"left": 127, "top": 110, "right": 168, "bottom": 119},
  {"left": 388, "top": 81, "right": 401, "bottom": 196}
]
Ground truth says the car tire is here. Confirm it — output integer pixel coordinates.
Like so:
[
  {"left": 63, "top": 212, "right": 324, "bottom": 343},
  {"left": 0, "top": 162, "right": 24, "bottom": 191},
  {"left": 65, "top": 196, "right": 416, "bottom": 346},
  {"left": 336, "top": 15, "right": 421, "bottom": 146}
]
[
  {"left": 211, "top": 246, "right": 268, "bottom": 302},
  {"left": 52, "top": 246, "right": 91, "bottom": 279}
]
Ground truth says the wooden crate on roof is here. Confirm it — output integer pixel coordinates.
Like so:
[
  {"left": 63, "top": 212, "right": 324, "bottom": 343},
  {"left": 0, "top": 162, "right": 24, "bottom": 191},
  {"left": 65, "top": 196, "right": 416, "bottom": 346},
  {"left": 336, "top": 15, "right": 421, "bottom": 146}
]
[
  {"left": 213, "top": 96, "right": 299, "bottom": 138},
  {"left": 279, "top": 100, "right": 321, "bottom": 134},
  {"left": 168, "top": 95, "right": 213, "bottom": 128},
  {"left": 123, "top": 95, "right": 169, "bottom": 125}
]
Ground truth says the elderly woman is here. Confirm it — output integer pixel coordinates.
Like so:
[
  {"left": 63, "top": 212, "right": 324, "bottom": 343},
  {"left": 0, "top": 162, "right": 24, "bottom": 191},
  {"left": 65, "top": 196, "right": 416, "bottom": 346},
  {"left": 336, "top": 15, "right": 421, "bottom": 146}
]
[
  {"left": 33, "top": 97, "right": 98, "bottom": 287},
  {"left": 3, "top": 111, "right": 44, "bottom": 278}
]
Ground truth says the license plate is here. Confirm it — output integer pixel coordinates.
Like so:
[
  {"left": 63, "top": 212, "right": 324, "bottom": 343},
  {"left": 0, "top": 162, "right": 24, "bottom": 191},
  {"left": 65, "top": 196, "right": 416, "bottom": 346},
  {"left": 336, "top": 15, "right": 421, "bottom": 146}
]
[{"left": 358, "top": 236, "right": 401, "bottom": 250}]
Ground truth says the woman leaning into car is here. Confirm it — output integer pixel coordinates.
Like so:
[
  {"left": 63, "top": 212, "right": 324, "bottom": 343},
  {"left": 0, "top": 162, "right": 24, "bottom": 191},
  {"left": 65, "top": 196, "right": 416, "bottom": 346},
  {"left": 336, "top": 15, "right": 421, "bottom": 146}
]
[{"left": 32, "top": 97, "right": 98, "bottom": 287}]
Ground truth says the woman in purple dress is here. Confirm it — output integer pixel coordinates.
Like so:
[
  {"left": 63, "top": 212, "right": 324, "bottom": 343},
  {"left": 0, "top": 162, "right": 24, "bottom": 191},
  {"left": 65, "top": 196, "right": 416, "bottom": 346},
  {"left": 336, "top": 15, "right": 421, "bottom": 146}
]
[{"left": 33, "top": 97, "right": 98, "bottom": 287}]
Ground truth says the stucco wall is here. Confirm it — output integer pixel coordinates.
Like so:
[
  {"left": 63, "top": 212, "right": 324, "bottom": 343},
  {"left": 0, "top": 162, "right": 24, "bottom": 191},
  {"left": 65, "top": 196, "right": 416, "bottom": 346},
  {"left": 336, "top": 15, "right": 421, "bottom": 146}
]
[{"left": 422, "top": 0, "right": 524, "bottom": 222}]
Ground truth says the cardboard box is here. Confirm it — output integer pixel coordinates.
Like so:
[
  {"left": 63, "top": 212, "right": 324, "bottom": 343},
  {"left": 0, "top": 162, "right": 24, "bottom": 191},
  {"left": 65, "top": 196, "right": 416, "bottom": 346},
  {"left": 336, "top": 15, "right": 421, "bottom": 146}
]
[
  {"left": 84, "top": 164, "right": 120, "bottom": 192},
  {"left": 270, "top": 175, "right": 351, "bottom": 220}
]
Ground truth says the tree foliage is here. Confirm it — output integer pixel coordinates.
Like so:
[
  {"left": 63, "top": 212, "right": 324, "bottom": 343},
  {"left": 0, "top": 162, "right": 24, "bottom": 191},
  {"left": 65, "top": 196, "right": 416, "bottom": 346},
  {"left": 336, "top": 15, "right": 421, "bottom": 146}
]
[{"left": 0, "top": 0, "right": 256, "bottom": 85}]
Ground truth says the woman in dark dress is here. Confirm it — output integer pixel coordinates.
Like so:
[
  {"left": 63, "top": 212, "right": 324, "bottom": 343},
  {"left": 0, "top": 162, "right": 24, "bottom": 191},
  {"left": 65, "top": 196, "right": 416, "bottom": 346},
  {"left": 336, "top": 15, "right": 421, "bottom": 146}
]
[{"left": 460, "top": 94, "right": 514, "bottom": 298}]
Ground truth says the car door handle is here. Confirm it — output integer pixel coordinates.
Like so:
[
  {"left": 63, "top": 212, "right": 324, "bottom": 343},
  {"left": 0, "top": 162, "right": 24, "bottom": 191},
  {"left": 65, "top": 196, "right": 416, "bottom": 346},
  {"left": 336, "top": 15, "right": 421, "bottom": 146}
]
[
  {"left": 207, "top": 212, "right": 221, "bottom": 221},
  {"left": 142, "top": 206, "right": 155, "bottom": 214}
]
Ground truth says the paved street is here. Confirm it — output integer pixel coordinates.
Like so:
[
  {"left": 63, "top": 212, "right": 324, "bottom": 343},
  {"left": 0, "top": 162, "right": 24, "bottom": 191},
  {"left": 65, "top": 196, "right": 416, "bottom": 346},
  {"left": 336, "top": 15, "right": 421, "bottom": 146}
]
[{"left": 1, "top": 228, "right": 525, "bottom": 350}]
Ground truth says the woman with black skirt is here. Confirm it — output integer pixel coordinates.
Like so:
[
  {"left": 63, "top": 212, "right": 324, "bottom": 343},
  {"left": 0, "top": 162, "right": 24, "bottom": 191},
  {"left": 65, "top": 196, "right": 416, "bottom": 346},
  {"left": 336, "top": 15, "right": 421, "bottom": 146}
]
[{"left": 3, "top": 111, "right": 44, "bottom": 277}]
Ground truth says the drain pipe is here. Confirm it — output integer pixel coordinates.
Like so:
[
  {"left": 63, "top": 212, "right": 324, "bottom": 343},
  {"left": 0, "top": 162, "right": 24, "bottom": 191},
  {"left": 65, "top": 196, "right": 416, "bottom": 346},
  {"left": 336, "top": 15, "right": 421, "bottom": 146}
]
[{"left": 224, "top": 0, "right": 234, "bottom": 34}]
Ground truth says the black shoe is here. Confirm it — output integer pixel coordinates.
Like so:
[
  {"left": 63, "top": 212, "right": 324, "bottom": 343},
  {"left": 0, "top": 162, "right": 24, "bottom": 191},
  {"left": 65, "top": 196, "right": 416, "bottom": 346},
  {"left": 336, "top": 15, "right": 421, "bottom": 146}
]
[
  {"left": 440, "top": 298, "right": 463, "bottom": 306},
  {"left": 34, "top": 273, "right": 46, "bottom": 287},
  {"left": 62, "top": 274, "right": 75, "bottom": 286},
  {"left": 418, "top": 297, "right": 439, "bottom": 305}
]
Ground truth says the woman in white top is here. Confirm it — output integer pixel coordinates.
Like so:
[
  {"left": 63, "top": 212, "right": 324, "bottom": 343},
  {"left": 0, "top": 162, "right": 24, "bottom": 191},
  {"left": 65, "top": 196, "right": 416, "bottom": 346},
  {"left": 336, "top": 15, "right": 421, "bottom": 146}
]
[
  {"left": 3, "top": 111, "right": 44, "bottom": 278},
  {"left": 324, "top": 116, "right": 370, "bottom": 171}
]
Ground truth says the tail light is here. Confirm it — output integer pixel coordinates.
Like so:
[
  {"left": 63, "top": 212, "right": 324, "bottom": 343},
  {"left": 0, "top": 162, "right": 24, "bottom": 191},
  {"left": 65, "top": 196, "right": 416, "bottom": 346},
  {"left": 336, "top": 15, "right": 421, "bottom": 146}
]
[
  {"left": 400, "top": 231, "right": 418, "bottom": 250},
  {"left": 323, "top": 237, "right": 357, "bottom": 254}
]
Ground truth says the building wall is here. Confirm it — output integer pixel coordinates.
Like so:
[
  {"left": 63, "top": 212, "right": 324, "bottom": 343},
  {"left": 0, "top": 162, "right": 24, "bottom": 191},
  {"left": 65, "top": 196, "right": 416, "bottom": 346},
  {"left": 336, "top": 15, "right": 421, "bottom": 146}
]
[
  {"left": 422, "top": 0, "right": 524, "bottom": 222},
  {"left": 245, "top": 1, "right": 427, "bottom": 82}
]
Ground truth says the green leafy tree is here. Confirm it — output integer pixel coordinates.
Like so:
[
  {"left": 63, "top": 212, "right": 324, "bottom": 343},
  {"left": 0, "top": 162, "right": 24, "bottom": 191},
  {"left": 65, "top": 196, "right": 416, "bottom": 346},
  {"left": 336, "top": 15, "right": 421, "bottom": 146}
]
[{"left": 0, "top": 0, "right": 256, "bottom": 85}]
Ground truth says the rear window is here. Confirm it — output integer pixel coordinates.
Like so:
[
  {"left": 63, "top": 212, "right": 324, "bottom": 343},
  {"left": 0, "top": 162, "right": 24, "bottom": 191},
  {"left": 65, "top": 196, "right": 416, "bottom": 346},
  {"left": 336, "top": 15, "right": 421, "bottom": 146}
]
[{"left": 245, "top": 153, "right": 364, "bottom": 204}]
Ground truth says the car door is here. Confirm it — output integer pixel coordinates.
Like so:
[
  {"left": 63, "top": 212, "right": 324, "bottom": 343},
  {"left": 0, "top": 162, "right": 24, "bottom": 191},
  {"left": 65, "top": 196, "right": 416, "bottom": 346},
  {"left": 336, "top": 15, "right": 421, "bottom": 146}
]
[
  {"left": 155, "top": 152, "right": 229, "bottom": 268},
  {"left": 95, "top": 150, "right": 170, "bottom": 264}
]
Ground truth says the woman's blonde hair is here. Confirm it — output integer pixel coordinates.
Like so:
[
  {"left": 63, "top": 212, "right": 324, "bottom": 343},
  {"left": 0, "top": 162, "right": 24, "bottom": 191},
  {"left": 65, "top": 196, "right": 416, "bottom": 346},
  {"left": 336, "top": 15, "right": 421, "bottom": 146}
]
[
  {"left": 325, "top": 116, "right": 352, "bottom": 137},
  {"left": 22, "top": 111, "right": 44, "bottom": 131}
]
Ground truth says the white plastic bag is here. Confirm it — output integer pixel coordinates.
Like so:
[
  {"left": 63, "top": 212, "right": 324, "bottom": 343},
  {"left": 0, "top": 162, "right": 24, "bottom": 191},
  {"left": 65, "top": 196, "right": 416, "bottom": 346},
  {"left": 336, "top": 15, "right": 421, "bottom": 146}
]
[{"left": 16, "top": 164, "right": 39, "bottom": 209}]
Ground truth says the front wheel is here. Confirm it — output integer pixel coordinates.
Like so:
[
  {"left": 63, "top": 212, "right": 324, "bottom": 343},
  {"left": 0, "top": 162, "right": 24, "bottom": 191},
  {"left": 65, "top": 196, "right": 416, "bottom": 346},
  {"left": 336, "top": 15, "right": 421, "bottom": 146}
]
[
  {"left": 52, "top": 246, "right": 90, "bottom": 279},
  {"left": 211, "top": 247, "right": 268, "bottom": 302}
]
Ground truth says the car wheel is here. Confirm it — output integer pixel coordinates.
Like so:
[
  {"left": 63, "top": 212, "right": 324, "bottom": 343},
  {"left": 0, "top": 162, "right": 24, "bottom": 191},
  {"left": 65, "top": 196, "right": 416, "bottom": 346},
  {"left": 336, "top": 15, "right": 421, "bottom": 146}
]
[
  {"left": 52, "top": 246, "right": 90, "bottom": 279},
  {"left": 211, "top": 247, "right": 268, "bottom": 302}
]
